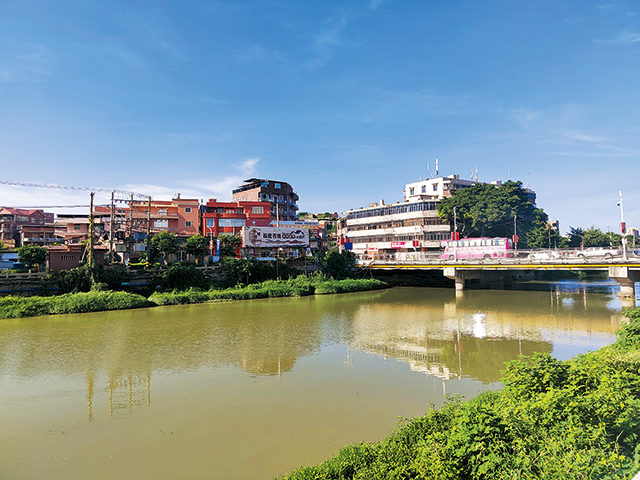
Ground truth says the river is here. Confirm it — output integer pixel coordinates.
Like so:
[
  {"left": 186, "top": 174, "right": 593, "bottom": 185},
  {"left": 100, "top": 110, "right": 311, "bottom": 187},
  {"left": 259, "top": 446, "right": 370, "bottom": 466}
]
[{"left": 0, "top": 282, "right": 633, "bottom": 479}]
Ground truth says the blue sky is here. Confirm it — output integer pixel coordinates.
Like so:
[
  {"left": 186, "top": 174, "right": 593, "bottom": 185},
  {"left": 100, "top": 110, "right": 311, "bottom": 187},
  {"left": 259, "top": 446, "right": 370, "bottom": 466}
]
[{"left": 1, "top": 0, "right": 639, "bottom": 233}]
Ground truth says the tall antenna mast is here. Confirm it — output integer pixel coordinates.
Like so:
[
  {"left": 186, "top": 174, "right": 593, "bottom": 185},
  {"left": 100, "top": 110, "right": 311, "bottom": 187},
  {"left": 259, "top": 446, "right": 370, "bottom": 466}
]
[
  {"left": 426, "top": 161, "right": 433, "bottom": 179},
  {"left": 435, "top": 158, "right": 439, "bottom": 178}
]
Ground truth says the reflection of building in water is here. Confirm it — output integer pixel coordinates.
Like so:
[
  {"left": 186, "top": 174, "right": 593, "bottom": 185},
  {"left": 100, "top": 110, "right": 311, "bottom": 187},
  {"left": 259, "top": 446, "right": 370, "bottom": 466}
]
[{"left": 86, "top": 373, "right": 151, "bottom": 421}]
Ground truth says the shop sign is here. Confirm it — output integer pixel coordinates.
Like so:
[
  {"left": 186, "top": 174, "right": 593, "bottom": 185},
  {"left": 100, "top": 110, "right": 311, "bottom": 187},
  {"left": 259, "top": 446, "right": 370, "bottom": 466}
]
[{"left": 243, "top": 226, "right": 309, "bottom": 247}]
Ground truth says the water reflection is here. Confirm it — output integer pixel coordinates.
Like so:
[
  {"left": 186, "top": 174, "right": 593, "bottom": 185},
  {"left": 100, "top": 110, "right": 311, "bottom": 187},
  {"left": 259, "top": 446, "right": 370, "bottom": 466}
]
[{"left": 0, "top": 285, "right": 627, "bottom": 480}]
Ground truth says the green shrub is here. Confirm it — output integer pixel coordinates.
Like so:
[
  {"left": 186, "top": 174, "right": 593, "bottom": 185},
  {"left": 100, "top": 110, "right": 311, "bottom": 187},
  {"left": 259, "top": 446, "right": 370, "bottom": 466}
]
[
  {"left": 0, "top": 291, "right": 152, "bottom": 318},
  {"left": 160, "top": 262, "right": 209, "bottom": 291}
]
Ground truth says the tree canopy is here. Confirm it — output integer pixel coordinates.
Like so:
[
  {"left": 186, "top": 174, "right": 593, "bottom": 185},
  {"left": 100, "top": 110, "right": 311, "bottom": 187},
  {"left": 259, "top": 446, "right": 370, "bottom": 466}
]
[
  {"left": 436, "top": 181, "right": 547, "bottom": 248},
  {"left": 185, "top": 234, "right": 209, "bottom": 260},
  {"left": 150, "top": 231, "right": 180, "bottom": 264},
  {"left": 17, "top": 245, "right": 48, "bottom": 269},
  {"left": 217, "top": 234, "right": 242, "bottom": 257}
]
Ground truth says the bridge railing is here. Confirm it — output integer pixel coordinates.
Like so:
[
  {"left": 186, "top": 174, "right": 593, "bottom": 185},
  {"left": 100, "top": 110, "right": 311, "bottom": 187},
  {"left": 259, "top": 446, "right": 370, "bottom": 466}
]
[{"left": 359, "top": 248, "right": 640, "bottom": 266}]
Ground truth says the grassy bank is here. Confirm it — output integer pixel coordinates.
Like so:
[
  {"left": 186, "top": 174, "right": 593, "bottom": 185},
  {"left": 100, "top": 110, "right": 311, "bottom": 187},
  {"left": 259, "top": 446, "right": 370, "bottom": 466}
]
[
  {"left": 0, "top": 291, "right": 153, "bottom": 318},
  {"left": 0, "top": 276, "right": 388, "bottom": 318},
  {"left": 149, "top": 276, "right": 388, "bottom": 306},
  {"left": 278, "top": 308, "right": 640, "bottom": 480}
]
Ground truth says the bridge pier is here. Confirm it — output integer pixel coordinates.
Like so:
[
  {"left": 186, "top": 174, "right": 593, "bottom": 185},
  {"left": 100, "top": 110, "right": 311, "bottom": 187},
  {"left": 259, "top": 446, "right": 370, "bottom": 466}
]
[
  {"left": 444, "top": 268, "right": 516, "bottom": 291},
  {"left": 609, "top": 267, "right": 640, "bottom": 299}
]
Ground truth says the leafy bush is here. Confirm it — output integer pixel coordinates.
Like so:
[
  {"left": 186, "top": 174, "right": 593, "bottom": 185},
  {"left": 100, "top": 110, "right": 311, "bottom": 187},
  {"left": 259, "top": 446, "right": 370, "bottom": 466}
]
[
  {"left": 315, "top": 278, "right": 387, "bottom": 295},
  {"left": 0, "top": 291, "right": 152, "bottom": 318},
  {"left": 160, "top": 262, "right": 209, "bottom": 291},
  {"left": 278, "top": 307, "right": 640, "bottom": 480}
]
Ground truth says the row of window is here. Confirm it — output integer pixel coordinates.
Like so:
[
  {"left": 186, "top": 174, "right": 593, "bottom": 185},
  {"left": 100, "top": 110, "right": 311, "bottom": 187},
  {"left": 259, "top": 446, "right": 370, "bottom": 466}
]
[
  {"left": 346, "top": 217, "right": 447, "bottom": 232},
  {"left": 351, "top": 232, "right": 449, "bottom": 244},
  {"left": 345, "top": 201, "right": 439, "bottom": 221}
]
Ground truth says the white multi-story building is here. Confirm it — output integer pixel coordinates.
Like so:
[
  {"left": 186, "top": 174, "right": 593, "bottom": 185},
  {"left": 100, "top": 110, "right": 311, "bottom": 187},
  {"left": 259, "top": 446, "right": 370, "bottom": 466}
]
[
  {"left": 338, "top": 174, "right": 536, "bottom": 259},
  {"left": 338, "top": 198, "right": 451, "bottom": 258}
]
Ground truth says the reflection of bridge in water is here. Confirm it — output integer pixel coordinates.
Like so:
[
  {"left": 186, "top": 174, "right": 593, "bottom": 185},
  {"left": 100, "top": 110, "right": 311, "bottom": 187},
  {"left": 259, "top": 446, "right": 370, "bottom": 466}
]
[{"left": 360, "top": 255, "right": 640, "bottom": 299}]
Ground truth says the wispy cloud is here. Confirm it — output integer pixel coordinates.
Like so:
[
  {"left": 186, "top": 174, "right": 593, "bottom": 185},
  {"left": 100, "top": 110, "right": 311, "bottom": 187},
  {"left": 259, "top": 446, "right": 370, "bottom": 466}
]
[
  {"left": 370, "top": 0, "right": 384, "bottom": 10},
  {"left": 0, "top": 43, "right": 53, "bottom": 83},
  {"left": 600, "top": 29, "right": 640, "bottom": 45},
  {"left": 305, "top": 16, "right": 348, "bottom": 70}
]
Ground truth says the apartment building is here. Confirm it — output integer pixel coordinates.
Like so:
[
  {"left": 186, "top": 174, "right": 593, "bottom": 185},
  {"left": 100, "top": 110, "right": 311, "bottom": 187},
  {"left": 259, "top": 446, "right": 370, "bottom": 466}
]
[
  {"left": 0, "top": 207, "right": 55, "bottom": 248},
  {"left": 338, "top": 199, "right": 451, "bottom": 259},
  {"left": 232, "top": 179, "right": 299, "bottom": 222},
  {"left": 201, "top": 199, "right": 272, "bottom": 239}
]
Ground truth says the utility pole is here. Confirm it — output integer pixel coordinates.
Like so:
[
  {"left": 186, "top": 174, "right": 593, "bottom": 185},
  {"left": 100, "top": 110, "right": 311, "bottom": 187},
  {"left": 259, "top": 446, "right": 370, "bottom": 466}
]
[
  {"left": 453, "top": 206, "right": 457, "bottom": 261},
  {"left": 146, "top": 197, "right": 152, "bottom": 258},
  {"left": 109, "top": 191, "right": 115, "bottom": 264},
  {"left": 88, "top": 192, "right": 95, "bottom": 266},
  {"left": 128, "top": 193, "right": 133, "bottom": 264},
  {"left": 619, "top": 190, "right": 627, "bottom": 260}
]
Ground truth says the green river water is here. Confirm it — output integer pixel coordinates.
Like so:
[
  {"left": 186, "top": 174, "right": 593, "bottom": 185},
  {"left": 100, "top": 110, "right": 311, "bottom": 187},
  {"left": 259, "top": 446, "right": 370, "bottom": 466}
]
[{"left": 0, "top": 283, "right": 631, "bottom": 479}]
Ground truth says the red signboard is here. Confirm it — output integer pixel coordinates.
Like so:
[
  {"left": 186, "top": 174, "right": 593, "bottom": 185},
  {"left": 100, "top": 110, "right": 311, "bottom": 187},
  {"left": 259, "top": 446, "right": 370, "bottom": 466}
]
[{"left": 391, "top": 242, "right": 405, "bottom": 248}]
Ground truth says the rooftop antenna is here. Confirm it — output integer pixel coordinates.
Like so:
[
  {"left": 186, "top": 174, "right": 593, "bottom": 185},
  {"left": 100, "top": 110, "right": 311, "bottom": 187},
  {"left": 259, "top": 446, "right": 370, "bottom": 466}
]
[
  {"left": 526, "top": 172, "right": 530, "bottom": 189},
  {"left": 475, "top": 167, "right": 478, "bottom": 182},
  {"left": 470, "top": 167, "right": 474, "bottom": 180},
  {"left": 435, "top": 158, "right": 439, "bottom": 178},
  {"left": 426, "top": 161, "right": 433, "bottom": 179}
]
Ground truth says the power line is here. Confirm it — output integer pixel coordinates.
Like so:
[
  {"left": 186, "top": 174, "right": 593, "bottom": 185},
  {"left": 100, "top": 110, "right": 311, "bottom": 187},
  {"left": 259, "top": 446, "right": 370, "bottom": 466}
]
[{"left": 0, "top": 180, "right": 151, "bottom": 199}]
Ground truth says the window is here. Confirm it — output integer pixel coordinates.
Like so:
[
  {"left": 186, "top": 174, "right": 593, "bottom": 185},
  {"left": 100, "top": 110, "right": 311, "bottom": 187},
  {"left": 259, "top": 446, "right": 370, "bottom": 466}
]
[
  {"left": 158, "top": 208, "right": 167, "bottom": 216},
  {"left": 422, "top": 186, "right": 426, "bottom": 193},
  {"left": 410, "top": 188, "right": 415, "bottom": 195},
  {"left": 154, "top": 220, "right": 168, "bottom": 228},
  {"left": 275, "top": 183, "right": 281, "bottom": 189},
  {"left": 17, "top": 216, "right": 28, "bottom": 222},
  {"left": 252, "top": 206, "right": 264, "bottom": 214},
  {"left": 185, "top": 221, "right": 192, "bottom": 227},
  {"left": 185, "top": 207, "right": 192, "bottom": 213},
  {"left": 74, "top": 225, "right": 81, "bottom": 230},
  {"left": 433, "top": 184, "right": 438, "bottom": 191},
  {"left": 206, "top": 219, "right": 215, "bottom": 227}
]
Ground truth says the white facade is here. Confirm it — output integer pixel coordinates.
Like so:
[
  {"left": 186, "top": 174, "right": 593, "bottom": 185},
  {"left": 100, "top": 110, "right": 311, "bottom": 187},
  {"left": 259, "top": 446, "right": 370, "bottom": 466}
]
[
  {"left": 403, "top": 175, "right": 476, "bottom": 202},
  {"left": 338, "top": 199, "right": 451, "bottom": 257}
]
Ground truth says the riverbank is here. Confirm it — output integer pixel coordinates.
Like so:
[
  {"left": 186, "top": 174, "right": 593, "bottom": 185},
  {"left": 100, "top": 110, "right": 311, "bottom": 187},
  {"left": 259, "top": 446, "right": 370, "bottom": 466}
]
[
  {"left": 0, "top": 276, "right": 388, "bottom": 319},
  {"left": 278, "top": 307, "right": 640, "bottom": 480}
]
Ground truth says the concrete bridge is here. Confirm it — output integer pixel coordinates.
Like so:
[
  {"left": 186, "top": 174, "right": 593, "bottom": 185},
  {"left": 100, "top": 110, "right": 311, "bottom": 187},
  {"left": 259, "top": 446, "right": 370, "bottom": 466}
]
[{"left": 358, "top": 252, "right": 640, "bottom": 299}]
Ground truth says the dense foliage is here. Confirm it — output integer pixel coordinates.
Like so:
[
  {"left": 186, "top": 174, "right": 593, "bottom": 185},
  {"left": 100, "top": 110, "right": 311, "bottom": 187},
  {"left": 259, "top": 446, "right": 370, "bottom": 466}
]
[
  {"left": 568, "top": 226, "right": 624, "bottom": 248},
  {"left": 222, "top": 257, "right": 300, "bottom": 286},
  {"left": 319, "top": 250, "right": 356, "bottom": 280},
  {"left": 48, "top": 264, "right": 131, "bottom": 293},
  {"left": 185, "top": 234, "right": 209, "bottom": 260},
  {"left": 436, "top": 181, "right": 547, "bottom": 247},
  {"left": 217, "top": 234, "right": 242, "bottom": 257},
  {"left": 160, "top": 262, "right": 209, "bottom": 291},
  {"left": 0, "top": 290, "right": 152, "bottom": 318},
  {"left": 279, "top": 308, "right": 640, "bottom": 480},
  {"left": 150, "top": 231, "right": 180, "bottom": 263},
  {"left": 17, "top": 245, "right": 48, "bottom": 269}
]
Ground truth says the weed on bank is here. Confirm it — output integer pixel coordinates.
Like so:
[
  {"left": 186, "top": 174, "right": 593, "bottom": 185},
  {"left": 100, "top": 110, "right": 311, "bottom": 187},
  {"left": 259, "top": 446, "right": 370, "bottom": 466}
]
[
  {"left": 0, "top": 291, "right": 153, "bottom": 318},
  {"left": 278, "top": 308, "right": 640, "bottom": 480},
  {"left": 149, "top": 276, "right": 388, "bottom": 306}
]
